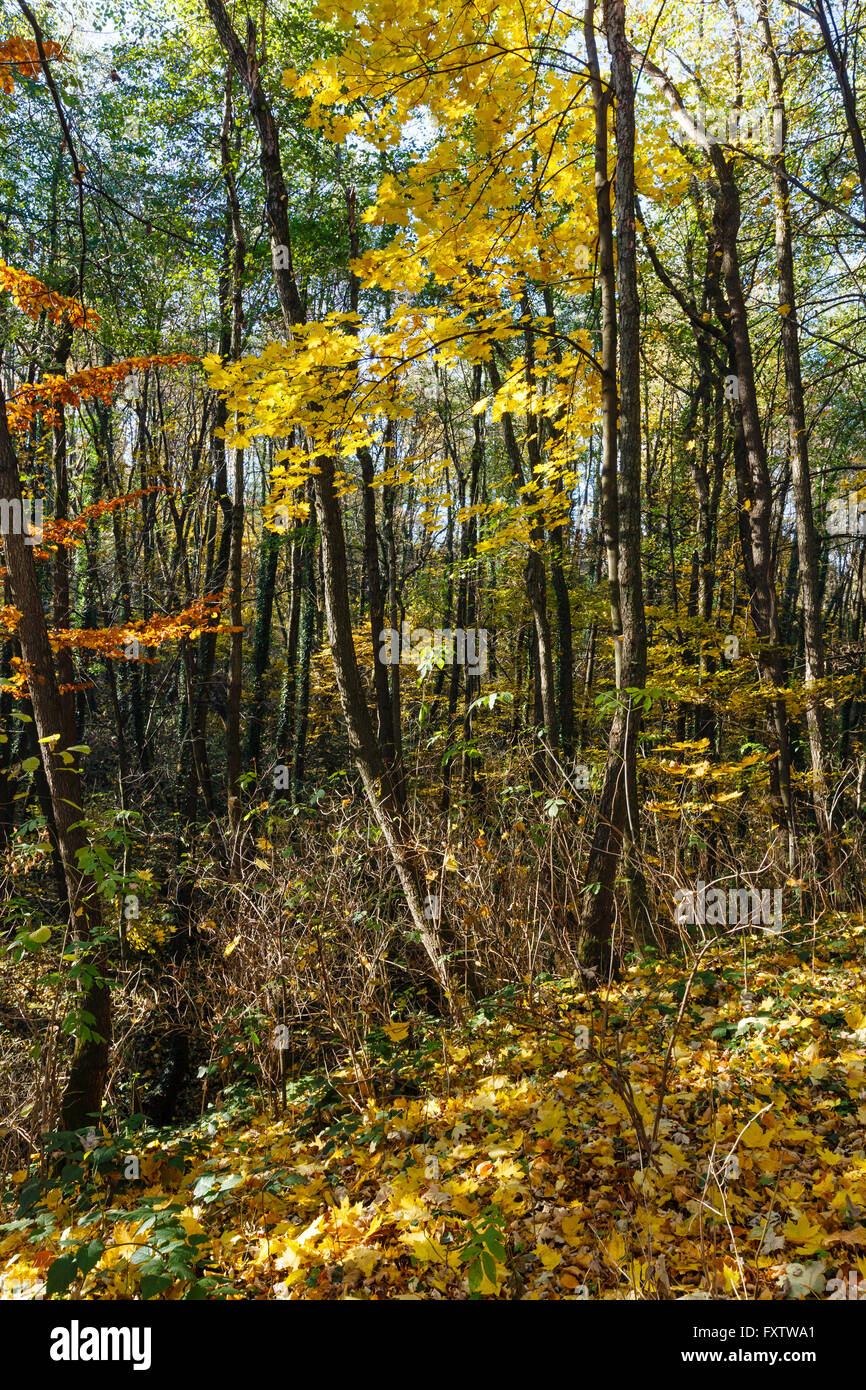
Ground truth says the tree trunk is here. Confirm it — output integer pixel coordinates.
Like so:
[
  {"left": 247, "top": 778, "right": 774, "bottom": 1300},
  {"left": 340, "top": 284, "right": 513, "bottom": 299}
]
[
  {"left": 487, "top": 355, "right": 558, "bottom": 757},
  {"left": 811, "top": 0, "right": 866, "bottom": 208},
  {"left": 0, "top": 388, "right": 110, "bottom": 1130},
  {"left": 51, "top": 314, "right": 76, "bottom": 744},
  {"left": 579, "top": 0, "right": 648, "bottom": 973},
  {"left": 247, "top": 525, "right": 279, "bottom": 770},
  {"left": 206, "top": 0, "right": 461, "bottom": 1006},
  {"left": 712, "top": 155, "right": 797, "bottom": 863},
  {"left": 584, "top": 0, "right": 622, "bottom": 689},
  {"left": 221, "top": 67, "right": 246, "bottom": 870},
  {"left": 758, "top": 0, "right": 832, "bottom": 842},
  {"left": 291, "top": 492, "right": 317, "bottom": 794}
]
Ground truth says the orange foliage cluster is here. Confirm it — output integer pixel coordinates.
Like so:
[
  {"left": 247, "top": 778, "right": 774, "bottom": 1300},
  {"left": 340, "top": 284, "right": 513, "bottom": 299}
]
[
  {"left": 6, "top": 355, "right": 195, "bottom": 433},
  {"left": 49, "top": 596, "right": 230, "bottom": 659},
  {"left": 0, "top": 598, "right": 230, "bottom": 697},
  {"left": 0, "top": 260, "right": 97, "bottom": 330},
  {"left": 38, "top": 488, "right": 172, "bottom": 551},
  {"left": 0, "top": 604, "right": 22, "bottom": 632},
  {"left": 0, "top": 491, "right": 174, "bottom": 577},
  {"left": 0, "top": 655, "right": 90, "bottom": 700},
  {"left": 0, "top": 36, "right": 63, "bottom": 94}
]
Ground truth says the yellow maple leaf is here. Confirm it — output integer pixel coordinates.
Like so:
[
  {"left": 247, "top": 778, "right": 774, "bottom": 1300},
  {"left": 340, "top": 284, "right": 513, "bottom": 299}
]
[
  {"left": 740, "top": 1121, "right": 772, "bottom": 1149},
  {"left": 783, "top": 1211, "right": 825, "bottom": 1252},
  {"left": 343, "top": 1246, "right": 379, "bottom": 1276},
  {"left": 536, "top": 1242, "right": 562, "bottom": 1270},
  {"left": 384, "top": 1021, "right": 411, "bottom": 1042},
  {"left": 399, "top": 1231, "right": 447, "bottom": 1262}
]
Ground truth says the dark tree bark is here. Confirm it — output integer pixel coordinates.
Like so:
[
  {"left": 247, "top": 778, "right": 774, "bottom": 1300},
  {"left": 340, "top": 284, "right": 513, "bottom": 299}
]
[
  {"left": 207, "top": 1, "right": 462, "bottom": 1004},
  {"left": 638, "top": 45, "right": 798, "bottom": 864},
  {"left": 346, "top": 188, "right": 396, "bottom": 775},
  {"left": 584, "top": 0, "right": 622, "bottom": 689},
  {"left": 0, "top": 387, "right": 110, "bottom": 1130},
  {"left": 541, "top": 286, "right": 576, "bottom": 759},
  {"left": 202, "top": 0, "right": 304, "bottom": 333},
  {"left": 805, "top": 0, "right": 866, "bottom": 209},
  {"left": 220, "top": 68, "right": 246, "bottom": 870},
  {"left": 758, "top": 0, "right": 832, "bottom": 840},
  {"left": 290, "top": 491, "right": 317, "bottom": 794},
  {"left": 247, "top": 525, "right": 279, "bottom": 770},
  {"left": 579, "top": 0, "right": 648, "bottom": 973},
  {"left": 487, "top": 354, "right": 559, "bottom": 758},
  {"left": 50, "top": 313, "right": 77, "bottom": 745}
]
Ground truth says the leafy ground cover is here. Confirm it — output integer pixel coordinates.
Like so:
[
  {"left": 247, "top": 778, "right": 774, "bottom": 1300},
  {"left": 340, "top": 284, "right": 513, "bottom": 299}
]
[{"left": 2, "top": 921, "right": 865, "bottom": 1301}]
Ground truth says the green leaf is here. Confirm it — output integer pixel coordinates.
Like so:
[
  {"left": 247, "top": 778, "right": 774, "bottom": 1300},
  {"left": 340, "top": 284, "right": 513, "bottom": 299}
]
[
  {"left": 484, "top": 1234, "right": 506, "bottom": 1261},
  {"left": 192, "top": 1173, "right": 218, "bottom": 1199},
  {"left": 46, "top": 1253, "right": 78, "bottom": 1296},
  {"left": 140, "top": 1272, "right": 173, "bottom": 1299},
  {"left": 76, "top": 1239, "right": 104, "bottom": 1277}
]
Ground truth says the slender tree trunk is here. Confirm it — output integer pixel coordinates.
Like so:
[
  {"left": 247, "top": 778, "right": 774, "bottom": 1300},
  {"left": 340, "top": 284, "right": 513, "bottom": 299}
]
[
  {"left": 359, "top": 445, "right": 395, "bottom": 767},
  {"left": 541, "top": 287, "right": 576, "bottom": 759},
  {"left": 247, "top": 525, "right": 279, "bottom": 770},
  {"left": 713, "top": 158, "right": 797, "bottom": 862},
  {"left": 0, "top": 389, "right": 110, "bottom": 1129},
  {"left": 291, "top": 491, "right": 317, "bottom": 794},
  {"left": 584, "top": 0, "right": 622, "bottom": 688},
  {"left": 346, "top": 189, "right": 395, "bottom": 774},
  {"left": 382, "top": 465, "right": 407, "bottom": 809},
  {"left": 462, "top": 371, "right": 484, "bottom": 798},
  {"left": 207, "top": 0, "right": 461, "bottom": 1005},
  {"left": 202, "top": 0, "right": 304, "bottom": 332},
  {"left": 51, "top": 315, "right": 76, "bottom": 744},
  {"left": 276, "top": 528, "right": 303, "bottom": 766},
  {"left": 488, "top": 355, "right": 558, "bottom": 756},
  {"left": 758, "top": 0, "right": 832, "bottom": 841},
  {"left": 811, "top": 0, "right": 866, "bottom": 208},
  {"left": 221, "top": 67, "right": 246, "bottom": 870},
  {"left": 579, "top": 0, "right": 648, "bottom": 972}
]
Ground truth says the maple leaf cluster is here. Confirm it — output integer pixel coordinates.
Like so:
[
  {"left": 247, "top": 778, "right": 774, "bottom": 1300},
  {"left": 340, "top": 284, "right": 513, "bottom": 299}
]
[
  {"left": 0, "top": 597, "right": 230, "bottom": 697},
  {"left": 0, "top": 260, "right": 98, "bottom": 330},
  {"left": 6, "top": 356, "right": 195, "bottom": 434},
  {"left": 0, "top": 36, "right": 63, "bottom": 95},
  {"left": 37, "top": 488, "right": 173, "bottom": 552},
  {"left": 50, "top": 597, "right": 231, "bottom": 660}
]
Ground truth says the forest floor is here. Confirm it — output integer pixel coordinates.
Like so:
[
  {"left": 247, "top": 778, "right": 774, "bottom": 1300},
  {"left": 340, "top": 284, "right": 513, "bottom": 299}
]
[{"left": 2, "top": 921, "right": 866, "bottom": 1300}]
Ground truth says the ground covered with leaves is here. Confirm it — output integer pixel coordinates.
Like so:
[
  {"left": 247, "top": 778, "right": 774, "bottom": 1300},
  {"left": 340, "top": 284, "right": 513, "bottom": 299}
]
[{"left": 2, "top": 921, "right": 865, "bottom": 1300}]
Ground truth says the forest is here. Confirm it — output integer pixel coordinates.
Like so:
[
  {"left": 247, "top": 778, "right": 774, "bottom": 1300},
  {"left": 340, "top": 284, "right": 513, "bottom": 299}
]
[{"left": 0, "top": 0, "right": 864, "bottom": 1325}]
